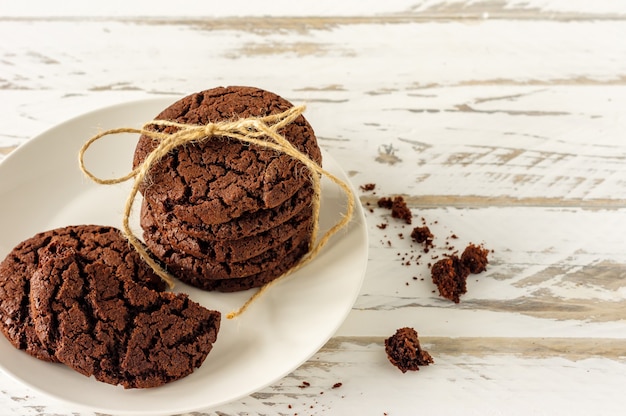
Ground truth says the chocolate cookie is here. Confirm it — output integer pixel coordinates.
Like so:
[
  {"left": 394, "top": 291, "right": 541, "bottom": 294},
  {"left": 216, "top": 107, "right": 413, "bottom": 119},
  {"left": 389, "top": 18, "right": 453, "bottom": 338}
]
[
  {"left": 0, "top": 225, "right": 164, "bottom": 362},
  {"left": 174, "top": 239, "right": 311, "bottom": 292},
  {"left": 30, "top": 245, "right": 221, "bottom": 389},
  {"left": 143, "top": 181, "right": 315, "bottom": 241},
  {"left": 144, "top": 218, "right": 312, "bottom": 281},
  {"left": 141, "top": 199, "right": 313, "bottom": 263},
  {"left": 132, "top": 86, "right": 322, "bottom": 227}
]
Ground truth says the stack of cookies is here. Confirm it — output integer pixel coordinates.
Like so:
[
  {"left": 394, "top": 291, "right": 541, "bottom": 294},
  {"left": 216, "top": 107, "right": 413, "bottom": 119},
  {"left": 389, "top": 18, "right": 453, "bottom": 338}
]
[{"left": 134, "top": 86, "right": 322, "bottom": 292}]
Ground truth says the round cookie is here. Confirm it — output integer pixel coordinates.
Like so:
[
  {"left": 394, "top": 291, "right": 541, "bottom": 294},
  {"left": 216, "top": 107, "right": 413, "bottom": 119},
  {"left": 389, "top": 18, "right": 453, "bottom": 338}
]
[
  {"left": 132, "top": 86, "right": 322, "bottom": 227},
  {"left": 30, "top": 246, "right": 221, "bottom": 389},
  {"left": 143, "top": 181, "right": 315, "bottom": 242},
  {"left": 144, "top": 219, "right": 313, "bottom": 281},
  {"left": 141, "top": 198, "right": 313, "bottom": 263},
  {"left": 0, "top": 225, "right": 165, "bottom": 362}
]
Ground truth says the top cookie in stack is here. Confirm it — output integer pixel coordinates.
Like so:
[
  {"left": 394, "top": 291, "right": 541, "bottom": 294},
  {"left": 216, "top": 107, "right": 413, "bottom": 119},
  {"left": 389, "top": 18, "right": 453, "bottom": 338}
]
[{"left": 133, "top": 86, "right": 322, "bottom": 292}]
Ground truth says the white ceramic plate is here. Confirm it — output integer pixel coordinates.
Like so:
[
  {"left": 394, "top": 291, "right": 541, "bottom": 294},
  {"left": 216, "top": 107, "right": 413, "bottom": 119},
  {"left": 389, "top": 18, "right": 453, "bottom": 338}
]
[{"left": 0, "top": 98, "right": 368, "bottom": 415}]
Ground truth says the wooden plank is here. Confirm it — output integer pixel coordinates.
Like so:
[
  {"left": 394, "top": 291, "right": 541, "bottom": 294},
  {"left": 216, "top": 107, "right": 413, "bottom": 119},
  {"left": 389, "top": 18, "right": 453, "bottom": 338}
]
[
  {"left": 2, "top": 0, "right": 626, "bottom": 19},
  {"left": 1, "top": 19, "right": 625, "bottom": 92}
]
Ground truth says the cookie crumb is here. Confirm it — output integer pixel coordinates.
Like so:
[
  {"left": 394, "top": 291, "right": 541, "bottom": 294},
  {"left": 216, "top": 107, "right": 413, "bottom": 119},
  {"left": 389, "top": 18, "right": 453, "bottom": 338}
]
[
  {"left": 461, "top": 243, "right": 489, "bottom": 273},
  {"left": 377, "top": 197, "right": 393, "bottom": 209},
  {"left": 410, "top": 225, "right": 434, "bottom": 252},
  {"left": 385, "top": 327, "right": 433, "bottom": 373},
  {"left": 377, "top": 196, "right": 412, "bottom": 224},
  {"left": 430, "top": 256, "right": 469, "bottom": 303}
]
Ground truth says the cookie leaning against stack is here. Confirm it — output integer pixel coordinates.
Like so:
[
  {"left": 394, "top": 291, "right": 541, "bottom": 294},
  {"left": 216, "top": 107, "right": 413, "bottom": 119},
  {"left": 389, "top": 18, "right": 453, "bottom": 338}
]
[
  {"left": 133, "top": 86, "right": 323, "bottom": 292},
  {"left": 0, "top": 225, "right": 221, "bottom": 388}
]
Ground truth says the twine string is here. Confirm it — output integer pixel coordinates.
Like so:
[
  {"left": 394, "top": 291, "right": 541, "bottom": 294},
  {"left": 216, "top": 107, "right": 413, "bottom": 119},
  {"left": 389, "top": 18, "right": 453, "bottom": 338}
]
[{"left": 78, "top": 105, "right": 354, "bottom": 319}]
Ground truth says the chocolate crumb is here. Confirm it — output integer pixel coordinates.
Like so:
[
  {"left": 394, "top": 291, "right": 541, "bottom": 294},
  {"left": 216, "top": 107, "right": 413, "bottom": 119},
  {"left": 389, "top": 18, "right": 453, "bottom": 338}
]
[
  {"left": 332, "top": 382, "right": 343, "bottom": 389},
  {"left": 461, "top": 243, "right": 489, "bottom": 274},
  {"left": 377, "top": 223, "right": 388, "bottom": 230},
  {"left": 360, "top": 183, "right": 376, "bottom": 191},
  {"left": 385, "top": 327, "right": 433, "bottom": 373},
  {"left": 377, "top": 196, "right": 412, "bottom": 224},
  {"left": 377, "top": 197, "right": 393, "bottom": 209},
  {"left": 431, "top": 256, "right": 469, "bottom": 303},
  {"left": 410, "top": 226, "right": 433, "bottom": 245}
]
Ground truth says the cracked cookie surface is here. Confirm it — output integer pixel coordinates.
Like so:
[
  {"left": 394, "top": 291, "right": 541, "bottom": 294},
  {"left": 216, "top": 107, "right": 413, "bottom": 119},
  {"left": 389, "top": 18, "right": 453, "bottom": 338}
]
[
  {"left": 30, "top": 244, "right": 220, "bottom": 388},
  {"left": 0, "top": 225, "right": 164, "bottom": 362},
  {"left": 133, "top": 86, "right": 322, "bottom": 227}
]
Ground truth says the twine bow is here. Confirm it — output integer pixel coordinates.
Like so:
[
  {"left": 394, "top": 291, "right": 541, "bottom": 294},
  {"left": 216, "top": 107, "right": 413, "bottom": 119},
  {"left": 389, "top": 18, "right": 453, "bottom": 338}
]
[{"left": 79, "top": 105, "right": 354, "bottom": 319}]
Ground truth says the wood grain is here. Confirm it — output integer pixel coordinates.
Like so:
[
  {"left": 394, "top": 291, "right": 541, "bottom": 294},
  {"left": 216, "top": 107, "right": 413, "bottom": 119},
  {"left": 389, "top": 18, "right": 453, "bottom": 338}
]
[{"left": 1, "top": 1, "right": 625, "bottom": 414}]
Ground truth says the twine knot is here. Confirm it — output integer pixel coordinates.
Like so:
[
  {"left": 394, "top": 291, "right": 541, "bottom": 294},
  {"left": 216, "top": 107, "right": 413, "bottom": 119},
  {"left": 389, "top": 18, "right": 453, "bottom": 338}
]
[
  {"left": 204, "top": 123, "right": 218, "bottom": 137},
  {"left": 79, "top": 104, "right": 354, "bottom": 319}
]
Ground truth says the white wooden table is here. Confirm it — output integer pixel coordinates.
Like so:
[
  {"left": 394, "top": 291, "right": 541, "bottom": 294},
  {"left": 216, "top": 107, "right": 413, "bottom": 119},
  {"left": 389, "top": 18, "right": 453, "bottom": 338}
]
[{"left": 1, "top": 1, "right": 626, "bottom": 415}]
